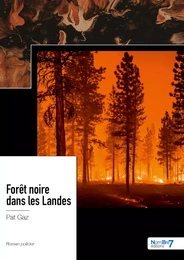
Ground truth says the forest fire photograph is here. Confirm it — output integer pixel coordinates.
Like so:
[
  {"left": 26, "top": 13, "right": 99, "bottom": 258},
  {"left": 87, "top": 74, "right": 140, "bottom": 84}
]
[{"left": 36, "top": 46, "right": 184, "bottom": 208}]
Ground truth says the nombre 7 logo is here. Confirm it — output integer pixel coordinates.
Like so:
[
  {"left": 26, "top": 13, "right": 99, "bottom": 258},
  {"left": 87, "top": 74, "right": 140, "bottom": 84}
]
[{"left": 168, "top": 240, "right": 174, "bottom": 248}]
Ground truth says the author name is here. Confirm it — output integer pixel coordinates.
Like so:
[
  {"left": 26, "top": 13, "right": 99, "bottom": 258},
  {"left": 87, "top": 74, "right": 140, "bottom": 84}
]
[{"left": 6, "top": 214, "right": 29, "bottom": 220}]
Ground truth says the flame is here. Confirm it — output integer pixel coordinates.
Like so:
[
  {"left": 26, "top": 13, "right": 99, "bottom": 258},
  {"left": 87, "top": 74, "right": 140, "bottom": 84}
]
[
  {"left": 158, "top": 179, "right": 163, "bottom": 183},
  {"left": 106, "top": 176, "right": 111, "bottom": 180}
]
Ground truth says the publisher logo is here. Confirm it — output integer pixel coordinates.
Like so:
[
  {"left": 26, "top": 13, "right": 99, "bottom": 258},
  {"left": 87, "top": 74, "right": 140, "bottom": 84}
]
[
  {"left": 147, "top": 237, "right": 184, "bottom": 250},
  {"left": 149, "top": 239, "right": 174, "bottom": 249}
]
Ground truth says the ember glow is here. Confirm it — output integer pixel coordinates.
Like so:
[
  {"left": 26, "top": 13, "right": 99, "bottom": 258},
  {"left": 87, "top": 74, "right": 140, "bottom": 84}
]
[{"left": 37, "top": 49, "right": 184, "bottom": 207}]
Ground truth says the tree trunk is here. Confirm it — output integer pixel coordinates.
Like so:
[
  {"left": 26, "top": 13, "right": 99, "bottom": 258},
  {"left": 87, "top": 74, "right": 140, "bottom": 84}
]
[
  {"left": 82, "top": 58, "right": 89, "bottom": 184},
  {"left": 48, "top": 126, "right": 51, "bottom": 156},
  {"left": 87, "top": 158, "right": 89, "bottom": 182},
  {"left": 126, "top": 133, "right": 130, "bottom": 194},
  {"left": 132, "top": 121, "right": 137, "bottom": 184},
  {"left": 71, "top": 117, "right": 75, "bottom": 155},
  {"left": 112, "top": 136, "right": 115, "bottom": 183},
  {"left": 82, "top": 123, "right": 88, "bottom": 184},
  {"left": 166, "top": 154, "right": 169, "bottom": 182},
  {"left": 71, "top": 95, "right": 76, "bottom": 155},
  {"left": 132, "top": 141, "right": 136, "bottom": 184},
  {"left": 117, "top": 160, "right": 119, "bottom": 181},
  {"left": 89, "top": 154, "right": 92, "bottom": 181},
  {"left": 169, "top": 156, "right": 172, "bottom": 182},
  {"left": 54, "top": 51, "right": 66, "bottom": 156},
  {"left": 147, "top": 159, "right": 150, "bottom": 181}
]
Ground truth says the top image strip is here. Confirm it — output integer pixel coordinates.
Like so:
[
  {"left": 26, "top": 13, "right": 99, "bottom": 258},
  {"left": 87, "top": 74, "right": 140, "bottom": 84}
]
[{"left": 0, "top": 0, "right": 183, "bottom": 89}]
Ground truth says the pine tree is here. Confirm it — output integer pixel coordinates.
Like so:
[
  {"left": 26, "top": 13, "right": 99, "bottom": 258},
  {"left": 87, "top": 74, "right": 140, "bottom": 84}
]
[
  {"left": 150, "top": 123, "right": 158, "bottom": 176},
  {"left": 37, "top": 51, "right": 76, "bottom": 156},
  {"left": 106, "top": 85, "right": 124, "bottom": 183},
  {"left": 130, "top": 72, "right": 146, "bottom": 184},
  {"left": 67, "top": 52, "right": 106, "bottom": 184},
  {"left": 113, "top": 52, "right": 145, "bottom": 193},
  {"left": 88, "top": 144, "right": 95, "bottom": 181},
  {"left": 54, "top": 51, "right": 66, "bottom": 155},
  {"left": 170, "top": 51, "right": 184, "bottom": 146},
  {"left": 142, "top": 127, "right": 153, "bottom": 181},
  {"left": 157, "top": 111, "right": 176, "bottom": 182},
  {"left": 105, "top": 124, "right": 122, "bottom": 183},
  {"left": 64, "top": 55, "right": 83, "bottom": 156},
  {"left": 106, "top": 85, "right": 118, "bottom": 183}
]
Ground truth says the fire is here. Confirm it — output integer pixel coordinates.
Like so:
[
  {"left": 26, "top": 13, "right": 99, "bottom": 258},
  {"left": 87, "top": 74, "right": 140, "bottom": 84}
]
[
  {"left": 106, "top": 176, "right": 111, "bottom": 180},
  {"left": 158, "top": 179, "right": 163, "bottom": 183}
]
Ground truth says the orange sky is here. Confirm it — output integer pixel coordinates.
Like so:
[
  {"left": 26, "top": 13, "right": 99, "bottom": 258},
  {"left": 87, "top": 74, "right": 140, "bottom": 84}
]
[
  {"left": 38, "top": 50, "right": 178, "bottom": 175},
  {"left": 93, "top": 51, "right": 177, "bottom": 169},
  {"left": 94, "top": 51, "right": 177, "bottom": 135}
]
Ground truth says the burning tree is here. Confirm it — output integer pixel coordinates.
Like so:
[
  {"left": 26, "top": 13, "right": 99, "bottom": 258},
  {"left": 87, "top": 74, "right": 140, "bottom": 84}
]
[
  {"left": 106, "top": 85, "right": 119, "bottom": 183},
  {"left": 157, "top": 111, "right": 177, "bottom": 182},
  {"left": 142, "top": 127, "right": 153, "bottom": 181},
  {"left": 65, "top": 51, "right": 106, "bottom": 184},
  {"left": 130, "top": 72, "right": 146, "bottom": 184},
  {"left": 113, "top": 52, "right": 145, "bottom": 193},
  {"left": 37, "top": 51, "right": 77, "bottom": 156}
]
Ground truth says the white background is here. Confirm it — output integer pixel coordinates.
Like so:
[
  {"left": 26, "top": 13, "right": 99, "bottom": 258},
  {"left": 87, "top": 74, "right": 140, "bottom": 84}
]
[{"left": 0, "top": 156, "right": 76, "bottom": 260}]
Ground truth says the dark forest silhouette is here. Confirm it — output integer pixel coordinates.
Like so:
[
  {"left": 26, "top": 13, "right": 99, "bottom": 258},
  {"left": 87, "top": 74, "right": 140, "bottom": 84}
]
[{"left": 38, "top": 50, "right": 184, "bottom": 195}]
